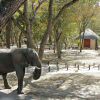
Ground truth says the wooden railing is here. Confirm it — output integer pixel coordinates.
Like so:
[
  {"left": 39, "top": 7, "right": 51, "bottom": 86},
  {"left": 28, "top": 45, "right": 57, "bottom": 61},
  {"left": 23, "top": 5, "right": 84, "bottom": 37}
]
[{"left": 42, "top": 61, "right": 100, "bottom": 73}]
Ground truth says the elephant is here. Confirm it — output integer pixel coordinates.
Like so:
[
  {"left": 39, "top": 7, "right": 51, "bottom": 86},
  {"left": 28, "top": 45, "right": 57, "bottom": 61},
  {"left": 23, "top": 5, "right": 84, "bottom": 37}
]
[{"left": 0, "top": 48, "right": 41, "bottom": 94}]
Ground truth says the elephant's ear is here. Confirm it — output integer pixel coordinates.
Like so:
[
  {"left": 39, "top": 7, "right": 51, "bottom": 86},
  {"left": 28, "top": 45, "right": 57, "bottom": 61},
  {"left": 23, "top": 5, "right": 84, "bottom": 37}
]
[
  {"left": 23, "top": 48, "right": 32, "bottom": 62},
  {"left": 11, "top": 48, "right": 28, "bottom": 65}
]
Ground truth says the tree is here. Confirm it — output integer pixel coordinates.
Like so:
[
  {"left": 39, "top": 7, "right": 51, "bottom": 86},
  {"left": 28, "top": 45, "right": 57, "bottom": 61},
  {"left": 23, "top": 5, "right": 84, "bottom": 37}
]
[
  {"left": 12, "top": 0, "right": 46, "bottom": 49},
  {"left": 6, "top": 19, "right": 12, "bottom": 48},
  {"left": 0, "top": 0, "right": 26, "bottom": 31},
  {"left": 24, "top": 0, "right": 35, "bottom": 48},
  {"left": 39, "top": 0, "right": 79, "bottom": 61},
  {"left": 73, "top": 0, "right": 97, "bottom": 52}
]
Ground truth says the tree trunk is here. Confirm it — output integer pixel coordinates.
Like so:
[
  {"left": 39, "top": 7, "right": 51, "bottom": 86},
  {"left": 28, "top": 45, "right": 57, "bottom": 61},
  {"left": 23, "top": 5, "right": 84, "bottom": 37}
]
[
  {"left": 39, "top": 0, "right": 53, "bottom": 61},
  {"left": 24, "top": 1, "right": 37, "bottom": 49},
  {"left": 18, "top": 32, "right": 22, "bottom": 48},
  {"left": 39, "top": 0, "right": 79, "bottom": 61},
  {"left": 0, "top": 0, "right": 26, "bottom": 31},
  {"left": 79, "top": 30, "right": 85, "bottom": 52},
  {"left": 24, "top": 1, "right": 35, "bottom": 49},
  {"left": 6, "top": 19, "right": 12, "bottom": 49},
  {"left": 56, "top": 41, "right": 62, "bottom": 59},
  {"left": 55, "top": 29, "right": 62, "bottom": 58},
  {"left": 79, "top": 39, "right": 82, "bottom": 52}
]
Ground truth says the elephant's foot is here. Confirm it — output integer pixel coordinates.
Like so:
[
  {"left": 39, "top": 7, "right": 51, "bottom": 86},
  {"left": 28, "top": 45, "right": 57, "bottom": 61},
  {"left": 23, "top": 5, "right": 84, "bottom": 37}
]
[
  {"left": 17, "top": 87, "right": 24, "bottom": 94},
  {"left": 4, "top": 84, "right": 11, "bottom": 89},
  {"left": 5, "top": 85, "right": 11, "bottom": 89},
  {"left": 17, "top": 91, "right": 24, "bottom": 94}
]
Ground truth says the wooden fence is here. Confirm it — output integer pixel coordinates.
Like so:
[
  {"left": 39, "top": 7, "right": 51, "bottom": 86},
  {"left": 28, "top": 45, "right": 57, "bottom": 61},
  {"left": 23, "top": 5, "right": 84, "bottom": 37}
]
[{"left": 44, "top": 61, "right": 100, "bottom": 73}]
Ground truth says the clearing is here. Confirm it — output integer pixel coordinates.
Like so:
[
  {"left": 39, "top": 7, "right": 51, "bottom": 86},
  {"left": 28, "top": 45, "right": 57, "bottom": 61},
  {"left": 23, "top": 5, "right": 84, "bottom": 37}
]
[{"left": 0, "top": 49, "right": 100, "bottom": 100}]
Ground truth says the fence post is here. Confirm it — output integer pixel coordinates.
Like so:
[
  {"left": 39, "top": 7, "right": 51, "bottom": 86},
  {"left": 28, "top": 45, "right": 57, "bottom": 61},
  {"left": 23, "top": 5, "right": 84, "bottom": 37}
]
[
  {"left": 57, "top": 62, "right": 59, "bottom": 71},
  {"left": 75, "top": 63, "right": 77, "bottom": 68},
  {"left": 65, "top": 63, "right": 68, "bottom": 70},
  {"left": 77, "top": 65, "right": 79, "bottom": 70},
  {"left": 49, "top": 45, "right": 50, "bottom": 50},
  {"left": 88, "top": 65, "right": 90, "bottom": 70},
  {"left": 83, "top": 63, "right": 85, "bottom": 67},
  {"left": 93, "top": 63, "right": 95, "bottom": 67},
  {"left": 48, "top": 61, "right": 49, "bottom": 66},
  {"left": 98, "top": 65, "right": 100, "bottom": 70},
  {"left": 48, "top": 66, "right": 50, "bottom": 72},
  {"left": 48, "top": 61, "right": 50, "bottom": 72}
]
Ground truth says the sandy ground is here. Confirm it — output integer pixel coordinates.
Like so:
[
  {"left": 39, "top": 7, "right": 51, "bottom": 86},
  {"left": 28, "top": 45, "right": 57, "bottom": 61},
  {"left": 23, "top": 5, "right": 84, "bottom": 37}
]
[
  {"left": 1, "top": 72, "right": 100, "bottom": 100},
  {"left": 0, "top": 49, "right": 100, "bottom": 100}
]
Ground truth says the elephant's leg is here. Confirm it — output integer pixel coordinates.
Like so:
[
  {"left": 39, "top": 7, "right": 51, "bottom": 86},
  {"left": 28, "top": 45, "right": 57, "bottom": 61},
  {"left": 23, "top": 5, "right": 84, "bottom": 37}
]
[
  {"left": 2, "top": 73, "right": 11, "bottom": 89},
  {"left": 15, "top": 66, "right": 25, "bottom": 94}
]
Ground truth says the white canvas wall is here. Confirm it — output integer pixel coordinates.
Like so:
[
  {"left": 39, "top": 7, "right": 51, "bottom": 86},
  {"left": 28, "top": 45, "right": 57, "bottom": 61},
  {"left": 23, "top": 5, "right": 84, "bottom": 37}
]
[{"left": 90, "top": 39, "right": 96, "bottom": 49}]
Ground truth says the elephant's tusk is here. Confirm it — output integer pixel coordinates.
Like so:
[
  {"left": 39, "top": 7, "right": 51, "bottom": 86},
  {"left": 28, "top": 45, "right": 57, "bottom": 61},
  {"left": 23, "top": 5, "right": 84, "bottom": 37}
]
[{"left": 35, "top": 66, "right": 41, "bottom": 69}]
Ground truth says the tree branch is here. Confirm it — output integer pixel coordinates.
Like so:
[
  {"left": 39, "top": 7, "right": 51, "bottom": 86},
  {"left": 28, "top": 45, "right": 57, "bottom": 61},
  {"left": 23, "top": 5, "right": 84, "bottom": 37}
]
[
  {"left": 52, "top": 0, "right": 79, "bottom": 27},
  {"left": 0, "top": 0, "right": 26, "bottom": 31},
  {"left": 39, "top": 0, "right": 53, "bottom": 60},
  {"left": 31, "top": 0, "right": 46, "bottom": 21},
  {"left": 12, "top": 17, "right": 26, "bottom": 34},
  {"left": 17, "top": 9, "right": 25, "bottom": 20}
]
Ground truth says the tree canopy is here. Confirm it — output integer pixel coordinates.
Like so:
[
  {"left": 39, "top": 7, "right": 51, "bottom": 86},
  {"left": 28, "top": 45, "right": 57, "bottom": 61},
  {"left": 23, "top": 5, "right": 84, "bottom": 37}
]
[{"left": 0, "top": 0, "right": 99, "bottom": 60}]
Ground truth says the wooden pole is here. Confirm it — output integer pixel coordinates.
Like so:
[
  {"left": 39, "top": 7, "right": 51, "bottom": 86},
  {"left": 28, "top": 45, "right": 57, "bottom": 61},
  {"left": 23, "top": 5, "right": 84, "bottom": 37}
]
[
  {"left": 88, "top": 65, "right": 90, "bottom": 70},
  {"left": 65, "top": 63, "right": 68, "bottom": 70},
  {"left": 48, "top": 61, "right": 50, "bottom": 72},
  {"left": 57, "top": 62, "right": 59, "bottom": 71},
  {"left": 98, "top": 65, "right": 100, "bottom": 70},
  {"left": 77, "top": 65, "right": 79, "bottom": 70}
]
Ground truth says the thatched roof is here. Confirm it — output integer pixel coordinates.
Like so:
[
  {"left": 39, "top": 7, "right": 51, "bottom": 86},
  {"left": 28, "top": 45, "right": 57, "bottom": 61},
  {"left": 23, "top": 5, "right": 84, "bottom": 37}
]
[
  {"left": 76, "top": 29, "right": 99, "bottom": 40},
  {"left": 0, "top": 0, "right": 26, "bottom": 31}
]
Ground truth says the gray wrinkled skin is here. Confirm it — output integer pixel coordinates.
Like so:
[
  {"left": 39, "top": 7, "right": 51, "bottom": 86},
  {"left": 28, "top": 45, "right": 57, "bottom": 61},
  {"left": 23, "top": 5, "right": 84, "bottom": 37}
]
[{"left": 0, "top": 48, "right": 41, "bottom": 94}]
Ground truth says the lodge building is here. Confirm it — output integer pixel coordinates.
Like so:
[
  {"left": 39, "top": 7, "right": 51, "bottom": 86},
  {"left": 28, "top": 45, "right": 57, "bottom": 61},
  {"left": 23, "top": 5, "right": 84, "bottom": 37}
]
[{"left": 76, "top": 29, "right": 99, "bottom": 50}]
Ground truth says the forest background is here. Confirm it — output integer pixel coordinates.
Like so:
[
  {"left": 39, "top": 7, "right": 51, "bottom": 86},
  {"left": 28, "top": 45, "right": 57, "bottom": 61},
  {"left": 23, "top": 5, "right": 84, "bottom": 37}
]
[{"left": 0, "top": 0, "right": 99, "bottom": 61}]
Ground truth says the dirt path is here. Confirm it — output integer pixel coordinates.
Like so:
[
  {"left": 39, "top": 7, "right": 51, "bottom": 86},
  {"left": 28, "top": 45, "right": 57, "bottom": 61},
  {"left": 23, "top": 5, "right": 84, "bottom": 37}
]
[
  {"left": 0, "top": 72, "right": 100, "bottom": 100},
  {"left": 0, "top": 49, "right": 100, "bottom": 100}
]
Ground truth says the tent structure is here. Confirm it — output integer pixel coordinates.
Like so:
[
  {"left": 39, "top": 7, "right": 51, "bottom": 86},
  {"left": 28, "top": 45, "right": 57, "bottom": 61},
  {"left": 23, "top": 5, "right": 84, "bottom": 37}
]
[
  {"left": 76, "top": 28, "right": 99, "bottom": 50},
  {"left": 0, "top": 0, "right": 26, "bottom": 31}
]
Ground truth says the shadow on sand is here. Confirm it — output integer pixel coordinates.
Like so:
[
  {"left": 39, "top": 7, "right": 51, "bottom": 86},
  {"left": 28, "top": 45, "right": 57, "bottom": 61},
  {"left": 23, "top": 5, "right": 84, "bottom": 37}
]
[
  {"left": 26, "top": 73, "right": 100, "bottom": 100},
  {"left": 0, "top": 90, "right": 33, "bottom": 100}
]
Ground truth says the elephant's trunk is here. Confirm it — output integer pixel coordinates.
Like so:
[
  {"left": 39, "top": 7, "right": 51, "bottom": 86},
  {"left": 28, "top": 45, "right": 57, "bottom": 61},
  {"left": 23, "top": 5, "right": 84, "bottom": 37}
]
[{"left": 33, "top": 63, "right": 41, "bottom": 80}]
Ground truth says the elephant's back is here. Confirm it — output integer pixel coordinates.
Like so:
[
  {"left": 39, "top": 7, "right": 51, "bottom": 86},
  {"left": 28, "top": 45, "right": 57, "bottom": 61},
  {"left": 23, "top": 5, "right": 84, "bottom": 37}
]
[
  {"left": 0, "top": 53, "right": 15, "bottom": 73},
  {"left": 0, "top": 53, "right": 12, "bottom": 62}
]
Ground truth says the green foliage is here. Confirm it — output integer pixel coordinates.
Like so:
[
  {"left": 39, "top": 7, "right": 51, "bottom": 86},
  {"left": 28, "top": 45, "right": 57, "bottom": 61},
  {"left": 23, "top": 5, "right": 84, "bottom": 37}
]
[{"left": 5, "top": 0, "right": 99, "bottom": 47}]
